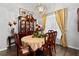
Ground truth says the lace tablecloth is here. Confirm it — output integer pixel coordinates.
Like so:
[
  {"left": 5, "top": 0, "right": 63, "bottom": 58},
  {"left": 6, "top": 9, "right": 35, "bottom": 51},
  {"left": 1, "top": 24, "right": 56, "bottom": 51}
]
[{"left": 21, "top": 35, "right": 45, "bottom": 51}]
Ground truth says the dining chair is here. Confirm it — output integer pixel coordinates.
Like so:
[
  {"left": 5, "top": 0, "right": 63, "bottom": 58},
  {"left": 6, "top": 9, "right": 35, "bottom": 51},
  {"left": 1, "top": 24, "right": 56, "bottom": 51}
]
[
  {"left": 14, "top": 33, "right": 31, "bottom": 56},
  {"left": 42, "top": 33, "right": 51, "bottom": 55},
  {"left": 48, "top": 30, "right": 54, "bottom": 33},
  {"left": 42, "top": 30, "right": 57, "bottom": 56},
  {"left": 49, "top": 31, "right": 57, "bottom": 54}
]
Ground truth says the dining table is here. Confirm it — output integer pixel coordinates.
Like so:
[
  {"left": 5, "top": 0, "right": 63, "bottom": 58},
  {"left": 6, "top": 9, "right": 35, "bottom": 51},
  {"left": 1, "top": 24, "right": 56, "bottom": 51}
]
[{"left": 21, "top": 35, "right": 45, "bottom": 51}]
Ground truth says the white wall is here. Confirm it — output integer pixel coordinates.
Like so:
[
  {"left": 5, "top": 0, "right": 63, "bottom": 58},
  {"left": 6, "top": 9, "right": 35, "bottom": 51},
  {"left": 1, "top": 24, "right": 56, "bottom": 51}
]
[
  {"left": 66, "top": 6, "right": 79, "bottom": 50},
  {"left": 0, "top": 7, "right": 8, "bottom": 51},
  {"left": 0, "top": 3, "right": 79, "bottom": 51},
  {"left": 0, "top": 3, "right": 36, "bottom": 51},
  {"left": 0, "top": 4, "right": 18, "bottom": 51},
  {"left": 0, "top": 3, "right": 41, "bottom": 51},
  {"left": 46, "top": 3, "right": 79, "bottom": 50}
]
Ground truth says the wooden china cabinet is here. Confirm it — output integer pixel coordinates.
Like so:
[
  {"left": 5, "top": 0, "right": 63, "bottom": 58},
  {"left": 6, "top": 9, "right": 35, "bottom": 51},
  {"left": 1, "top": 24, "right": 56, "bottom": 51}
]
[{"left": 18, "top": 15, "right": 36, "bottom": 39}]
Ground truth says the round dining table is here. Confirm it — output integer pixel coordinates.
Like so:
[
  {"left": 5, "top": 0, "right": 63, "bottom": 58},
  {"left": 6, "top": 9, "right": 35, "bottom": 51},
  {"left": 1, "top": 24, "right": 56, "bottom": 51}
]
[{"left": 21, "top": 35, "right": 45, "bottom": 51}]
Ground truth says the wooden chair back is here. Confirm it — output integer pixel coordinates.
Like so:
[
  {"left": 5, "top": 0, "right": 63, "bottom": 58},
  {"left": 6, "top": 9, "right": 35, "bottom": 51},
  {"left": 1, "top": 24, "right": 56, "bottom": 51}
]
[
  {"left": 43, "top": 30, "right": 57, "bottom": 55},
  {"left": 48, "top": 30, "right": 57, "bottom": 45},
  {"left": 14, "top": 34, "right": 22, "bottom": 49}
]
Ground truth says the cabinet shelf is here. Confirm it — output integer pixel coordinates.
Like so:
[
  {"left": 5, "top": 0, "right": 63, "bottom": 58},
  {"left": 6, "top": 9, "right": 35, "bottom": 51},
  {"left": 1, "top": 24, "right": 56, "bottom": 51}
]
[{"left": 18, "top": 15, "right": 36, "bottom": 38}]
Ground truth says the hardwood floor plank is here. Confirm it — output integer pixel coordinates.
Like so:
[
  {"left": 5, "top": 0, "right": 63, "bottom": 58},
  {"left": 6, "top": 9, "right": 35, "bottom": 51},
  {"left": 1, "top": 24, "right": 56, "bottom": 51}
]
[{"left": 0, "top": 45, "right": 79, "bottom": 56}]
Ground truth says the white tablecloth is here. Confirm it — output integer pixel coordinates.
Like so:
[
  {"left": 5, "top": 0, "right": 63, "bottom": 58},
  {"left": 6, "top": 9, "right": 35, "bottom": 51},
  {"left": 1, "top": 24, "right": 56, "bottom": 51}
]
[{"left": 21, "top": 35, "right": 45, "bottom": 51}]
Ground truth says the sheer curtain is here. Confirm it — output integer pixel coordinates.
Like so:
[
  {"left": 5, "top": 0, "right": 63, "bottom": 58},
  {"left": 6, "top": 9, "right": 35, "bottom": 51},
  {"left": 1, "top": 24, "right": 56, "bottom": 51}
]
[{"left": 44, "top": 14, "right": 62, "bottom": 41}]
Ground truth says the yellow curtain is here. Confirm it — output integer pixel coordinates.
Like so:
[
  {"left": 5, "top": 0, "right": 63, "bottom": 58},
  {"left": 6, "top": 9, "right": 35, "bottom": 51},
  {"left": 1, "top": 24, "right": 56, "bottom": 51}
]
[
  {"left": 55, "top": 9, "right": 67, "bottom": 47},
  {"left": 41, "top": 15, "right": 47, "bottom": 29}
]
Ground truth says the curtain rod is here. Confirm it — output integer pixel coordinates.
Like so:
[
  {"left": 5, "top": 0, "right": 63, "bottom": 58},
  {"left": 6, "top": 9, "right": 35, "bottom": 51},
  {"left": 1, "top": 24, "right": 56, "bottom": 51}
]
[
  {"left": 45, "top": 11, "right": 55, "bottom": 16},
  {"left": 45, "top": 8, "right": 66, "bottom": 16}
]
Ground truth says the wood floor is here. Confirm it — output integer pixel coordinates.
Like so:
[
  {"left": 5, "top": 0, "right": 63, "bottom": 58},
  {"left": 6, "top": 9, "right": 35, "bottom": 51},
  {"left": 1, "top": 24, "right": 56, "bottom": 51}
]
[{"left": 0, "top": 45, "right": 79, "bottom": 56}]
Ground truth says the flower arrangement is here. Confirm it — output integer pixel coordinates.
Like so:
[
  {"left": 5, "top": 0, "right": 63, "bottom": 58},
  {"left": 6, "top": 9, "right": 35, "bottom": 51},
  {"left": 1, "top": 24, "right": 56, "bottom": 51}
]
[
  {"left": 35, "top": 24, "right": 43, "bottom": 31},
  {"left": 8, "top": 20, "right": 17, "bottom": 34},
  {"left": 32, "top": 24, "right": 44, "bottom": 38}
]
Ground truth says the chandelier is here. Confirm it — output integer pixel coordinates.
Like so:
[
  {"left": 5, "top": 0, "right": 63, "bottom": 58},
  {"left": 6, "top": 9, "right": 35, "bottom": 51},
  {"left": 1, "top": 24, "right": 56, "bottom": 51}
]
[{"left": 35, "top": 4, "right": 47, "bottom": 15}]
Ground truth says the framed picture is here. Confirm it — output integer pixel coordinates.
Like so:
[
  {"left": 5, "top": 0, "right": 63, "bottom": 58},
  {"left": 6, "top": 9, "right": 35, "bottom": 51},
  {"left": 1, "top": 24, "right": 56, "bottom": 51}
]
[
  {"left": 77, "top": 8, "right": 79, "bottom": 32},
  {"left": 19, "top": 8, "right": 28, "bottom": 16}
]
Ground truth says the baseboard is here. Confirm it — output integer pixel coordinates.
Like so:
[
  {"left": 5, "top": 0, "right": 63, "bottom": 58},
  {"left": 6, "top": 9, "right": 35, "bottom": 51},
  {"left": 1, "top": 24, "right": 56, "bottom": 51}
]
[
  {"left": 68, "top": 45, "right": 79, "bottom": 50},
  {"left": 0, "top": 44, "right": 79, "bottom": 52},
  {"left": 0, "top": 47, "right": 7, "bottom": 51},
  {"left": 56, "top": 43, "right": 79, "bottom": 50},
  {"left": 0, "top": 44, "right": 15, "bottom": 52}
]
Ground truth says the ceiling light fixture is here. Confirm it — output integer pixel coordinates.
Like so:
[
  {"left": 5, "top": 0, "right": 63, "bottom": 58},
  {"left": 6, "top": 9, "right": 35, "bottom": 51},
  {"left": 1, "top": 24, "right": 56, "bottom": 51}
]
[{"left": 35, "top": 4, "right": 47, "bottom": 15}]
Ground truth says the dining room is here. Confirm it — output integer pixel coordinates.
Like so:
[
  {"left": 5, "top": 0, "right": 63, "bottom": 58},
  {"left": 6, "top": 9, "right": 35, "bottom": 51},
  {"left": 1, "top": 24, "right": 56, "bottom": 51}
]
[{"left": 0, "top": 3, "right": 79, "bottom": 56}]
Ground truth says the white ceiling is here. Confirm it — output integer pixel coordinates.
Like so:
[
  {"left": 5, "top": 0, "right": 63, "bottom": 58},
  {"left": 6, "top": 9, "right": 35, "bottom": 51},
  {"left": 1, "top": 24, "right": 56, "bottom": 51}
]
[
  {"left": 0, "top": 3, "right": 79, "bottom": 17},
  {"left": 0, "top": 3, "right": 79, "bottom": 12}
]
